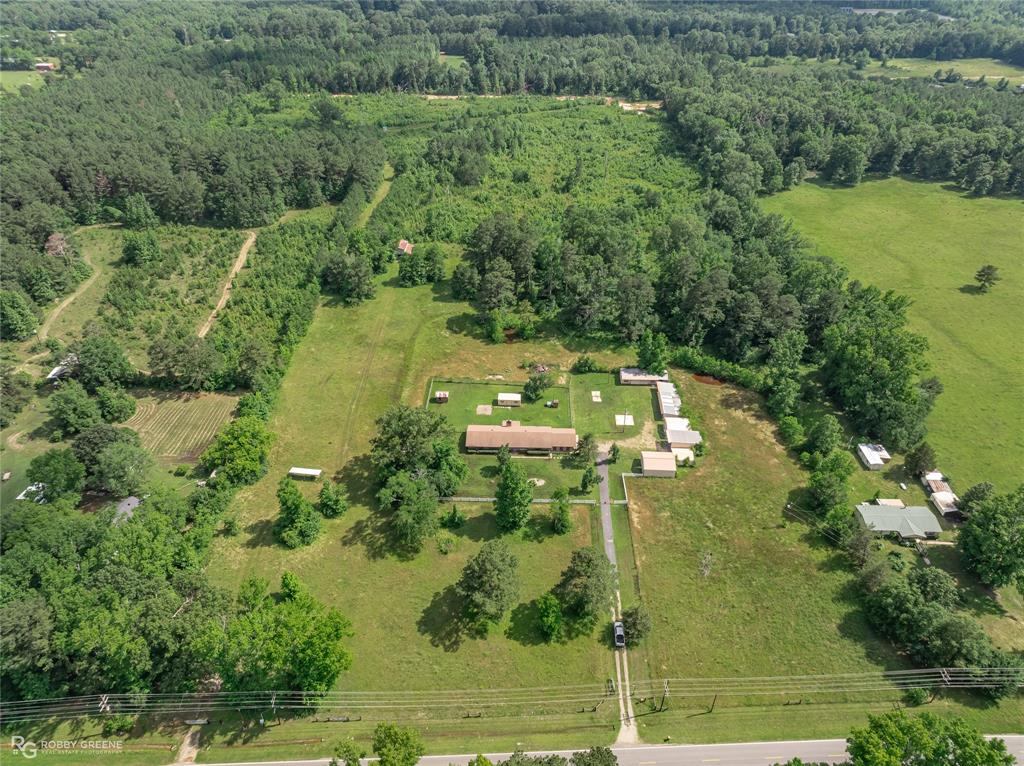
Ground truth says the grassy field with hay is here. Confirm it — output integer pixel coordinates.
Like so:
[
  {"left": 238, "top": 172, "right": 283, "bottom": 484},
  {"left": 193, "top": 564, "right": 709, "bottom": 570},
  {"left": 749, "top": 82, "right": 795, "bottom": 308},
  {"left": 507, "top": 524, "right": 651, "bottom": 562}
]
[{"left": 124, "top": 390, "right": 239, "bottom": 464}]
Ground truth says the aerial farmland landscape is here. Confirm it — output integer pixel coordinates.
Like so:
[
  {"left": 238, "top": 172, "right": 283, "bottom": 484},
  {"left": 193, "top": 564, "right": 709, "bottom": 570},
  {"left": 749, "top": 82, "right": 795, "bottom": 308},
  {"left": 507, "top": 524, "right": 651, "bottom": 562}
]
[{"left": 0, "top": 2, "right": 1022, "bottom": 766}]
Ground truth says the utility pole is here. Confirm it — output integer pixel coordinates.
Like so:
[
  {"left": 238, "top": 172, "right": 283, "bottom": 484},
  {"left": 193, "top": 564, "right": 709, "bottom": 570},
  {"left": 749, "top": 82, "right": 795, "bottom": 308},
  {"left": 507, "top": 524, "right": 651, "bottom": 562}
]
[{"left": 658, "top": 680, "right": 669, "bottom": 712}]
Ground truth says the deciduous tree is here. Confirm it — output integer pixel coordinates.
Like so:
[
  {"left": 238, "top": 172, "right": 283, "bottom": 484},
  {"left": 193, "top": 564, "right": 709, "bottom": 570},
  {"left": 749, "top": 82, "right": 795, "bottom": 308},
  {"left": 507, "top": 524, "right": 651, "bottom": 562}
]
[
  {"left": 372, "top": 723, "right": 425, "bottom": 766},
  {"left": 556, "top": 547, "right": 614, "bottom": 621},
  {"left": 958, "top": 486, "right": 1024, "bottom": 588},
  {"left": 456, "top": 540, "right": 519, "bottom": 626}
]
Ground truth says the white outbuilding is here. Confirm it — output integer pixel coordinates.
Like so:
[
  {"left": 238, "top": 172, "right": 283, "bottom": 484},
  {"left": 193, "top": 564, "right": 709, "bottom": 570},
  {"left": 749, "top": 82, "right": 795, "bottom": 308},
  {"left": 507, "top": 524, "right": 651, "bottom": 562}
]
[{"left": 288, "top": 467, "right": 323, "bottom": 480}]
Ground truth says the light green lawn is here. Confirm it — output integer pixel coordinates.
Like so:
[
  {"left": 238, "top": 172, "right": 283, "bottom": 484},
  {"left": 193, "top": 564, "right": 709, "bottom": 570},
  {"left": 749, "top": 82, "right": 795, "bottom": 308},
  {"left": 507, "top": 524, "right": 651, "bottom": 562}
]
[
  {"left": 426, "top": 379, "right": 572, "bottom": 433},
  {"left": 569, "top": 373, "right": 657, "bottom": 441},
  {"left": 439, "top": 52, "right": 467, "bottom": 68},
  {"left": 0, "top": 69, "right": 44, "bottom": 90},
  {"left": 762, "top": 177, "right": 1024, "bottom": 490},
  {"left": 750, "top": 55, "right": 1024, "bottom": 85},
  {"left": 458, "top": 453, "right": 597, "bottom": 500},
  {"left": 866, "top": 57, "right": 1024, "bottom": 84}
]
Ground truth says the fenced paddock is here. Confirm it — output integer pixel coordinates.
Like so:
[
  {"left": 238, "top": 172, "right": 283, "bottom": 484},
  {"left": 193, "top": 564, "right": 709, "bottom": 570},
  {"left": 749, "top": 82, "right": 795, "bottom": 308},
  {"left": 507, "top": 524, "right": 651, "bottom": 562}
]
[{"left": 124, "top": 391, "right": 239, "bottom": 462}]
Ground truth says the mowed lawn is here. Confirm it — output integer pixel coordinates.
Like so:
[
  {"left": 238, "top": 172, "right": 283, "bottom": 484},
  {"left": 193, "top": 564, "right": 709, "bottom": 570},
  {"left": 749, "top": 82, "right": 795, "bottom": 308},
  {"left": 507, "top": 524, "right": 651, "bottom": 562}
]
[
  {"left": 762, "top": 177, "right": 1024, "bottom": 490},
  {"left": 570, "top": 373, "right": 658, "bottom": 441},
  {"left": 124, "top": 390, "right": 239, "bottom": 464},
  {"left": 208, "top": 268, "right": 637, "bottom": 693},
  {"left": 426, "top": 380, "right": 572, "bottom": 433}
]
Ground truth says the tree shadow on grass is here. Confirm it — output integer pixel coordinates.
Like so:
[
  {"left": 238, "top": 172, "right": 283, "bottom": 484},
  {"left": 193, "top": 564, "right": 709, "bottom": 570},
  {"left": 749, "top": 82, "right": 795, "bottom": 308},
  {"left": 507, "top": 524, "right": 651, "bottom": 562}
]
[
  {"left": 445, "top": 311, "right": 485, "bottom": 338},
  {"left": 341, "top": 509, "right": 417, "bottom": 561},
  {"left": 521, "top": 513, "right": 556, "bottom": 543},
  {"left": 243, "top": 518, "right": 277, "bottom": 548},
  {"left": 958, "top": 284, "right": 984, "bottom": 295},
  {"left": 451, "top": 511, "right": 495, "bottom": 541},
  {"left": 417, "top": 583, "right": 471, "bottom": 652},
  {"left": 479, "top": 463, "right": 500, "bottom": 480},
  {"left": 719, "top": 389, "right": 770, "bottom": 423},
  {"left": 505, "top": 599, "right": 546, "bottom": 646},
  {"left": 835, "top": 609, "right": 909, "bottom": 671},
  {"left": 430, "top": 278, "right": 463, "bottom": 304},
  {"left": 334, "top": 453, "right": 376, "bottom": 508}
]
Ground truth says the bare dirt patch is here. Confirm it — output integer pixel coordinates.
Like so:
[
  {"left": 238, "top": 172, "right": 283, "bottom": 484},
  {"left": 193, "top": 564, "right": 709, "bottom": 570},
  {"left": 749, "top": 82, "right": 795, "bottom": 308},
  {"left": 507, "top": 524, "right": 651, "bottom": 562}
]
[{"left": 600, "top": 418, "right": 657, "bottom": 452}]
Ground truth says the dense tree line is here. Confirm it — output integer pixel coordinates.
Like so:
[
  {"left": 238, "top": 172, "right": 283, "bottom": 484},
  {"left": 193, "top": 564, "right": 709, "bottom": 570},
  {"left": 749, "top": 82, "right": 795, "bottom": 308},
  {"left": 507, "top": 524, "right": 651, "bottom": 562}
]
[
  {"left": 2, "top": 402, "right": 351, "bottom": 700},
  {"left": 664, "top": 62, "right": 1024, "bottom": 198}
]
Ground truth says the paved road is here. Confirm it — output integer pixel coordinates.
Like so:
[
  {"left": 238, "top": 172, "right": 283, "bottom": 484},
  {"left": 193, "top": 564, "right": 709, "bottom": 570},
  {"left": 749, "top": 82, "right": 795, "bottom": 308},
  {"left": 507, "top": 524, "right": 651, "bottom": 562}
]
[
  {"left": 596, "top": 451, "right": 638, "bottom": 745},
  {"left": 183, "top": 736, "right": 1024, "bottom": 766}
]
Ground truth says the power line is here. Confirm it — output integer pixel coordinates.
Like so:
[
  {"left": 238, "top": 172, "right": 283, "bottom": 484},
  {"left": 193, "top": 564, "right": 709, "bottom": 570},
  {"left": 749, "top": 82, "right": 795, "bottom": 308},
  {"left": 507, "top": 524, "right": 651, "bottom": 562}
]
[{"left": 2, "top": 668, "right": 1019, "bottom": 724}]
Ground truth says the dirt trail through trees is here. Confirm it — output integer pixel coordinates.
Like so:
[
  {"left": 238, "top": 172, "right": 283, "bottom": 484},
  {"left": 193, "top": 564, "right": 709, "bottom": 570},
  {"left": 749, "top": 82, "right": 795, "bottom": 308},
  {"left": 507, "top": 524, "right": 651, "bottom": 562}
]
[
  {"left": 14, "top": 235, "right": 102, "bottom": 374},
  {"left": 197, "top": 230, "right": 257, "bottom": 339}
]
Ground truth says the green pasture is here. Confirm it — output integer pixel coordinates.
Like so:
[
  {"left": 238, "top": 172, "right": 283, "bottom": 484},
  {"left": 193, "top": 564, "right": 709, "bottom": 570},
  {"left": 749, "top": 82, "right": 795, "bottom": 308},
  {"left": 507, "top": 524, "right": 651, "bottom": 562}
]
[
  {"left": 750, "top": 55, "right": 1024, "bottom": 85},
  {"left": 426, "top": 379, "right": 571, "bottom": 432},
  {"left": 625, "top": 375, "right": 905, "bottom": 685},
  {"left": 0, "top": 68, "right": 45, "bottom": 91},
  {"left": 621, "top": 373, "right": 1024, "bottom": 741},
  {"left": 763, "top": 177, "right": 1024, "bottom": 491},
  {"left": 866, "top": 56, "right": 1024, "bottom": 84},
  {"left": 439, "top": 52, "right": 467, "bottom": 68},
  {"left": 208, "top": 263, "right": 636, "bottom": 697},
  {"left": 569, "top": 373, "right": 657, "bottom": 441}
]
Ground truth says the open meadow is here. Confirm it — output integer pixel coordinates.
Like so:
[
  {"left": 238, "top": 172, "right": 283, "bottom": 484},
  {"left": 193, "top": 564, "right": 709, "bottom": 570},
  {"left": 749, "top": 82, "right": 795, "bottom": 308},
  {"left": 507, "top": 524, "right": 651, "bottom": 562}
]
[
  {"left": 750, "top": 55, "right": 1024, "bottom": 85},
  {"left": 762, "top": 177, "right": 1024, "bottom": 491}
]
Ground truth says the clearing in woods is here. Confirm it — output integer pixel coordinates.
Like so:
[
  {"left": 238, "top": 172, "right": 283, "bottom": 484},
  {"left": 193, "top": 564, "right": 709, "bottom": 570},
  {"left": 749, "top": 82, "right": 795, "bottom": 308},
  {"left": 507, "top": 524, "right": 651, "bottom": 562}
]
[
  {"left": 762, "top": 177, "right": 1024, "bottom": 490},
  {"left": 124, "top": 391, "right": 239, "bottom": 463}
]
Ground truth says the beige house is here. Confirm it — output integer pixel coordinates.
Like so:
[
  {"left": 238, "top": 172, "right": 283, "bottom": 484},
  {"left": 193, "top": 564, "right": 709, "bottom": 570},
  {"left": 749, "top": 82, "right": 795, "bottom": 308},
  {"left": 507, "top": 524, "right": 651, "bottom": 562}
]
[{"left": 465, "top": 422, "right": 577, "bottom": 454}]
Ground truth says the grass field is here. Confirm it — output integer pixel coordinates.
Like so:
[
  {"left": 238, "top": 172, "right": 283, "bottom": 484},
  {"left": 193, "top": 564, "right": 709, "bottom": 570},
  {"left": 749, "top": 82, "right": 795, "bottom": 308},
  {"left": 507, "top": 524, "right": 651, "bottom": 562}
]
[
  {"left": 619, "top": 373, "right": 1024, "bottom": 742},
  {"left": 625, "top": 376, "right": 904, "bottom": 683},
  {"left": 762, "top": 177, "right": 1024, "bottom": 491},
  {"left": 865, "top": 56, "right": 1024, "bottom": 84},
  {"left": 569, "top": 373, "right": 657, "bottom": 441},
  {"left": 124, "top": 390, "right": 239, "bottom": 464},
  {"left": 426, "top": 380, "right": 572, "bottom": 432},
  {"left": 0, "top": 68, "right": 45, "bottom": 91},
  {"left": 439, "top": 52, "right": 467, "bottom": 68},
  {"left": 207, "top": 260, "right": 637, "bottom": 695},
  {"left": 750, "top": 55, "right": 1024, "bottom": 85}
]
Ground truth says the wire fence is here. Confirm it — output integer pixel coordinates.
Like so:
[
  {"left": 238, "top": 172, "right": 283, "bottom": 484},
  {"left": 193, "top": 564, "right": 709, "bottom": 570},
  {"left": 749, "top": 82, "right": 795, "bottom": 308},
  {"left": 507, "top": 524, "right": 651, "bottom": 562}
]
[{"left": 2, "top": 668, "right": 1019, "bottom": 724}]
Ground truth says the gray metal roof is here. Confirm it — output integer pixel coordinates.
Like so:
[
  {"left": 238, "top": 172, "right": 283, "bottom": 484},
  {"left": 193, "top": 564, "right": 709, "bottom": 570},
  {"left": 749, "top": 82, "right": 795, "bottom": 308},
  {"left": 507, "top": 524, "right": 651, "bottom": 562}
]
[{"left": 855, "top": 504, "right": 941, "bottom": 538}]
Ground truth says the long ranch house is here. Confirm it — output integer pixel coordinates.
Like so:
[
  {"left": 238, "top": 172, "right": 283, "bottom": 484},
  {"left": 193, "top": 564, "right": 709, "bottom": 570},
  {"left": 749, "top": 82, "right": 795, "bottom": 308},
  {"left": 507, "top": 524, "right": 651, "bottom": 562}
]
[{"left": 465, "top": 421, "right": 578, "bottom": 455}]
